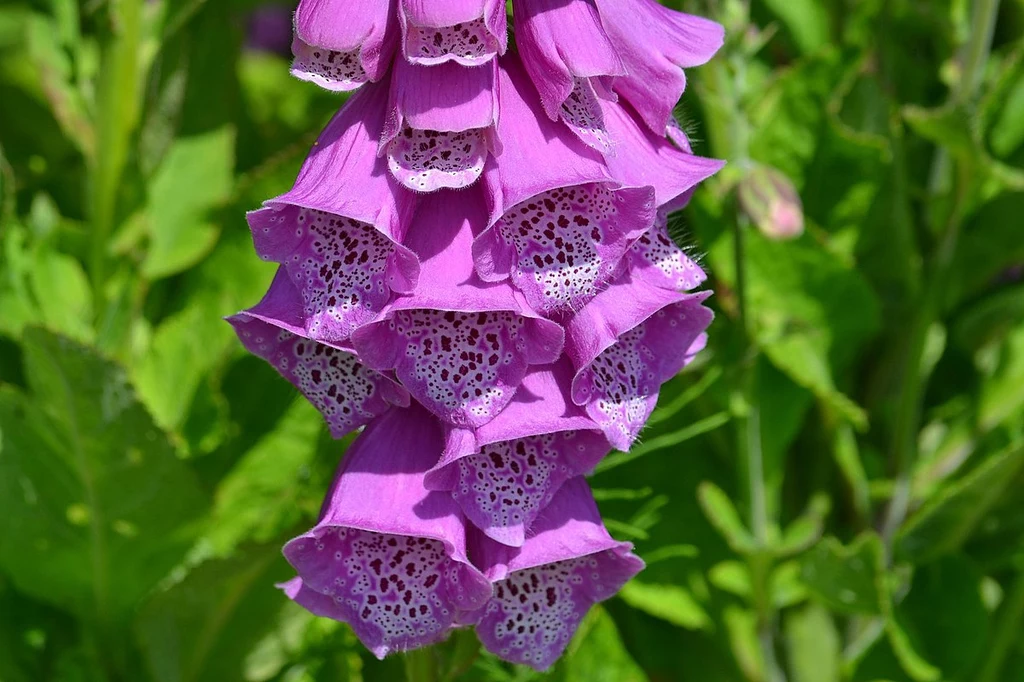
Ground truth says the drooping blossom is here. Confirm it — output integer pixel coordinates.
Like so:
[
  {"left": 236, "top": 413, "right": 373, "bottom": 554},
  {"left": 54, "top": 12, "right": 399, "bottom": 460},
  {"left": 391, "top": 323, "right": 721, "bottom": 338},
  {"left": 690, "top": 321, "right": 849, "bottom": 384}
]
[
  {"left": 595, "top": 0, "right": 724, "bottom": 134},
  {"left": 565, "top": 274, "right": 713, "bottom": 451},
  {"left": 280, "top": 403, "right": 493, "bottom": 658},
  {"left": 467, "top": 477, "right": 644, "bottom": 670},
  {"left": 246, "top": 81, "right": 419, "bottom": 346},
  {"left": 381, "top": 58, "right": 500, "bottom": 191},
  {"left": 235, "top": 0, "right": 726, "bottom": 670},
  {"left": 475, "top": 58, "right": 655, "bottom": 316},
  {"left": 425, "top": 360, "right": 610, "bottom": 547},
  {"left": 291, "top": 0, "right": 397, "bottom": 91},
  {"left": 512, "top": 0, "right": 624, "bottom": 150},
  {"left": 398, "top": 0, "right": 508, "bottom": 66},
  {"left": 351, "top": 188, "right": 564, "bottom": 429},
  {"left": 229, "top": 276, "right": 408, "bottom": 439}
]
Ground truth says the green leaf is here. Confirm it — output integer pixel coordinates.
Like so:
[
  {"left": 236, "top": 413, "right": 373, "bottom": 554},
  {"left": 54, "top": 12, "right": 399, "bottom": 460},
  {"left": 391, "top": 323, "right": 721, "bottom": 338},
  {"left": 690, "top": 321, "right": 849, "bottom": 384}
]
[
  {"left": 777, "top": 493, "right": 831, "bottom": 556},
  {"left": 894, "top": 555, "right": 989, "bottom": 679},
  {"left": 697, "top": 482, "right": 756, "bottom": 554},
  {"left": 205, "top": 399, "right": 326, "bottom": 555},
  {"left": 132, "top": 302, "right": 234, "bottom": 435},
  {"left": 723, "top": 606, "right": 763, "bottom": 682},
  {"left": 135, "top": 546, "right": 293, "bottom": 682},
  {"left": 553, "top": 606, "right": 648, "bottom": 682},
  {"left": 760, "top": 0, "right": 830, "bottom": 55},
  {"left": 801, "top": 533, "right": 885, "bottom": 615},
  {"left": 0, "top": 328, "right": 209, "bottom": 622},
  {"left": 28, "top": 248, "right": 94, "bottom": 343},
  {"left": 897, "top": 441, "right": 1024, "bottom": 563},
  {"left": 785, "top": 604, "right": 840, "bottom": 682},
  {"left": 617, "top": 580, "right": 711, "bottom": 631},
  {"left": 715, "top": 232, "right": 881, "bottom": 429},
  {"left": 141, "top": 127, "right": 235, "bottom": 279}
]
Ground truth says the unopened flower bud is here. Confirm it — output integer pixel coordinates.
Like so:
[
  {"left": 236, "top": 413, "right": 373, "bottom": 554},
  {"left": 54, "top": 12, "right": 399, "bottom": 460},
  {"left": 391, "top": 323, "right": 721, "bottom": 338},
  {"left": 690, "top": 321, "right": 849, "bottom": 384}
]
[{"left": 738, "top": 164, "right": 804, "bottom": 239}]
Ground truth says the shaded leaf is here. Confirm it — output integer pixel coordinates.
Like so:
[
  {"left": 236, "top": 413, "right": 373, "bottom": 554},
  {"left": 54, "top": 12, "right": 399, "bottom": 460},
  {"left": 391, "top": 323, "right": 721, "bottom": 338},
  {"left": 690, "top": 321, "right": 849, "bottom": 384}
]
[{"left": 0, "top": 328, "right": 209, "bottom": 622}]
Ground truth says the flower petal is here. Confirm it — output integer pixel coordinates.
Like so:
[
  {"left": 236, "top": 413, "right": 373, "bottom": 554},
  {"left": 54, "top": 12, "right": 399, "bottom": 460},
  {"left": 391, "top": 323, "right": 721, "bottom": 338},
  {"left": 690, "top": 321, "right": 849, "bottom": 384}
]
[
  {"left": 628, "top": 212, "right": 707, "bottom": 292},
  {"left": 282, "top": 404, "right": 492, "bottom": 658},
  {"left": 229, "top": 306, "right": 408, "bottom": 439},
  {"left": 250, "top": 81, "right": 420, "bottom": 343},
  {"left": 426, "top": 360, "right": 610, "bottom": 547},
  {"left": 399, "top": 0, "right": 507, "bottom": 66},
  {"left": 512, "top": 0, "right": 624, "bottom": 149},
  {"left": 382, "top": 59, "right": 499, "bottom": 192},
  {"left": 468, "top": 478, "right": 643, "bottom": 670},
  {"left": 476, "top": 181, "right": 655, "bottom": 315},
  {"left": 292, "top": 0, "right": 397, "bottom": 90},
  {"left": 351, "top": 188, "right": 564, "bottom": 428},
  {"left": 596, "top": 0, "right": 724, "bottom": 133},
  {"left": 604, "top": 99, "right": 725, "bottom": 210},
  {"left": 565, "top": 274, "right": 713, "bottom": 449}
]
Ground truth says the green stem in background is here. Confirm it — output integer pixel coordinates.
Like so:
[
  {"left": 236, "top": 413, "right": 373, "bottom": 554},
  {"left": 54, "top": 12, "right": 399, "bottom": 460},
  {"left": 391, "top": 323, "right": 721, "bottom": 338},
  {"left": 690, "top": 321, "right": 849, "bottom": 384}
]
[
  {"left": 404, "top": 648, "right": 440, "bottom": 682},
  {"left": 975, "top": 570, "right": 1024, "bottom": 682},
  {"left": 880, "top": 0, "right": 1002, "bottom": 548},
  {"left": 89, "top": 0, "right": 143, "bottom": 327}
]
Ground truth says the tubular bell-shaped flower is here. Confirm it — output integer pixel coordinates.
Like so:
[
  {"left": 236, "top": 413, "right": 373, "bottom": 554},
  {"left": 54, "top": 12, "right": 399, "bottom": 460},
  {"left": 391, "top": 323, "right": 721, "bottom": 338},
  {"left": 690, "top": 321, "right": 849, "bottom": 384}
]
[
  {"left": 595, "top": 0, "right": 724, "bottom": 134},
  {"left": 351, "top": 188, "right": 564, "bottom": 429},
  {"left": 512, "top": 0, "right": 624, "bottom": 150},
  {"left": 229, "top": 273, "right": 409, "bottom": 439},
  {"left": 468, "top": 477, "right": 643, "bottom": 670},
  {"left": 281, "top": 403, "right": 493, "bottom": 659},
  {"left": 291, "top": 0, "right": 397, "bottom": 92},
  {"left": 399, "top": 0, "right": 508, "bottom": 66},
  {"left": 565, "top": 274, "right": 713, "bottom": 451},
  {"left": 474, "top": 58, "right": 655, "bottom": 316},
  {"left": 381, "top": 58, "right": 500, "bottom": 192},
  {"left": 247, "top": 82, "right": 420, "bottom": 346},
  {"left": 425, "top": 360, "right": 610, "bottom": 547}
]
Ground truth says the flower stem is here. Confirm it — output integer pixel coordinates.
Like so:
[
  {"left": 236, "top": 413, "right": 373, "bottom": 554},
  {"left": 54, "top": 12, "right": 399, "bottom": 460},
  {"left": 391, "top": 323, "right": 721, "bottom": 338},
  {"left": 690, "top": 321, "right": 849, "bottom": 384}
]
[
  {"left": 975, "top": 570, "right": 1024, "bottom": 682},
  {"left": 404, "top": 648, "right": 440, "bottom": 682},
  {"left": 880, "top": 0, "right": 1001, "bottom": 548},
  {"left": 89, "top": 0, "right": 143, "bottom": 327}
]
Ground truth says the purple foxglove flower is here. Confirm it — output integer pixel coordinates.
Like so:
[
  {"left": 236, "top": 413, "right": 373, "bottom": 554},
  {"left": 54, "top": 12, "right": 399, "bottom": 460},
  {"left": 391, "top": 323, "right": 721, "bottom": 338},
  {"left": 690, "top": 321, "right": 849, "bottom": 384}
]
[
  {"left": 291, "top": 0, "right": 398, "bottom": 92},
  {"left": 512, "top": 0, "right": 625, "bottom": 151},
  {"left": 399, "top": 0, "right": 508, "bottom": 66},
  {"left": 281, "top": 403, "right": 493, "bottom": 658},
  {"left": 468, "top": 477, "right": 643, "bottom": 670},
  {"left": 595, "top": 0, "right": 724, "bottom": 134},
  {"left": 565, "top": 274, "right": 713, "bottom": 450},
  {"left": 351, "top": 188, "right": 564, "bottom": 429},
  {"left": 628, "top": 212, "right": 708, "bottom": 292},
  {"left": 229, "top": 270, "right": 409, "bottom": 438},
  {"left": 248, "top": 82, "right": 420, "bottom": 346},
  {"left": 381, "top": 58, "right": 499, "bottom": 192},
  {"left": 474, "top": 58, "right": 655, "bottom": 316},
  {"left": 425, "top": 360, "right": 610, "bottom": 547},
  {"left": 604, "top": 98, "right": 725, "bottom": 212}
]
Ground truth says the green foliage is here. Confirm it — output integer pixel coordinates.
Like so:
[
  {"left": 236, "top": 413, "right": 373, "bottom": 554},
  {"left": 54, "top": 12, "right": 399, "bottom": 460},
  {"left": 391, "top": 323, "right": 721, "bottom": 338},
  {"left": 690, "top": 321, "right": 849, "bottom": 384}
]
[{"left": 0, "top": 0, "right": 1023, "bottom": 681}]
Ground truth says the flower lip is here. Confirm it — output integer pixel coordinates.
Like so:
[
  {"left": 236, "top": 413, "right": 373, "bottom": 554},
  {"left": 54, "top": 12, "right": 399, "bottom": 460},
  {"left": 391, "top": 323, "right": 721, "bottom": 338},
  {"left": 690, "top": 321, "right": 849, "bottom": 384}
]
[
  {"left": 424, "top": 360, "right": 611, "bottom": 547},
  {"left": 399, "top": 0, "right": 508, "bottom": 66},
  {"left": 349, "top": 189, "right": 565, "bottom": 428},
  {"left": 381, "top": 58, "right": 500, "bottom": 192},
  {"left": 281, "top": 403, "right": 493, "bottom": 658},
  {"left": 229, "top": 309, "right": 409, "bottom": 439},
  {"left": 466, "top": 477, "right": 644, "bottom": 670},
  {"left": 564, "top": 272, "right": 713, "bottom": 450},
  {"left": 291, "top": 0, "right": 398, "bottom": 90}
]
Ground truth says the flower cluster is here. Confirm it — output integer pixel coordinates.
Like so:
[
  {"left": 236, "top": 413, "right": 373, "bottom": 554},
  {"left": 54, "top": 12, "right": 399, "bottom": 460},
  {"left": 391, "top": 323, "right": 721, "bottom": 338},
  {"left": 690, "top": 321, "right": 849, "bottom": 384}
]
[{"left": 230, "top": 0, "right": 723, "bottom": 670}]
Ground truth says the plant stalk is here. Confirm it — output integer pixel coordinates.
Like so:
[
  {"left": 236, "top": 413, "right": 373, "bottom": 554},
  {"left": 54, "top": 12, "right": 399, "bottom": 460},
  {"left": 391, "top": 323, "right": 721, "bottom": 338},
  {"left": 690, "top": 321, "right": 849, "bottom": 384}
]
[{"left": 880, "top": 0, "right": 1002, "bottom": 549}]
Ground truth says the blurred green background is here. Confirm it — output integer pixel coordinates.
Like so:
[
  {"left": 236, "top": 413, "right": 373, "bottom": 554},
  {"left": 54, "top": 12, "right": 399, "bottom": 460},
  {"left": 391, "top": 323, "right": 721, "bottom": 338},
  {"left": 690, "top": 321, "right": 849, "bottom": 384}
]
[{"left": 1, "top": 0, "right": 1023, "bottom": 680}]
